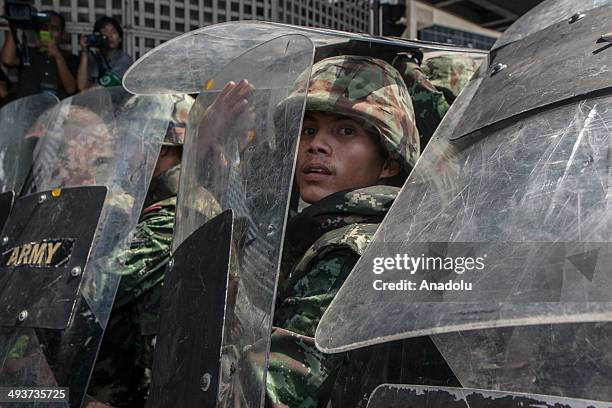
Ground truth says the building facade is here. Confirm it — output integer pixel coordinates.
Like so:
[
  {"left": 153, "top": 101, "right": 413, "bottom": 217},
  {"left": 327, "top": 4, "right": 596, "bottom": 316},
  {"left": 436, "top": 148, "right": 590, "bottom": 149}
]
[{"left": 1, "top": 0, "right": 370, "bottom": 59}]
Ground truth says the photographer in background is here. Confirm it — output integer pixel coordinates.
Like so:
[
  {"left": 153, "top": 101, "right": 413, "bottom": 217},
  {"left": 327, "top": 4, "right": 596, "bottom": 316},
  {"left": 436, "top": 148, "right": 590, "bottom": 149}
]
[
  {"left": 1, "top": 8, "right": 77, "bottom": 99},
  {"left": 77, "top": 16, "right": 132, "bottom": 90}
]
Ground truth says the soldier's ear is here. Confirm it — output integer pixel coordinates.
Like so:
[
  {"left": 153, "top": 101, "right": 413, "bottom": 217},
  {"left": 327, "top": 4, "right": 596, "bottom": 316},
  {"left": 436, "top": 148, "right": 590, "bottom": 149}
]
[{"left": 379, "top": 158, "right": 401, "bottom": 180}]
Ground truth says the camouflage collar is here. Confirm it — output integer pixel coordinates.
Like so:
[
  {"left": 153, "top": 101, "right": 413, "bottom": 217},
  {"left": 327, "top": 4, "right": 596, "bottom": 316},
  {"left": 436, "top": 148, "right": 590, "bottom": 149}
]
[
  {"left": 144, "top": 164, "right": 181, "bottom": 208},
  {"left": 284, "top": 185, "right": 399, "bottom": 258}
]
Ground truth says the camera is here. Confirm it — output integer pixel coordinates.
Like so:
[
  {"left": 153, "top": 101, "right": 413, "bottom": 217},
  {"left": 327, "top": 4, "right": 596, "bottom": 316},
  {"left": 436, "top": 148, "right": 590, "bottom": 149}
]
[
  {"left": 3, "top": 0, "right": 49, "bottom": 29},
  {"left": 86, "top": 33, "right": 109, "bottom": 49}
]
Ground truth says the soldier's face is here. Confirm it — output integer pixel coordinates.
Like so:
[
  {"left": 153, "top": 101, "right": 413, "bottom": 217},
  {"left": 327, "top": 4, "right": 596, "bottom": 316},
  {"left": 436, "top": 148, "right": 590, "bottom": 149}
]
[{"left": 296, "top": 111, "right": 397, "bottom": 204}]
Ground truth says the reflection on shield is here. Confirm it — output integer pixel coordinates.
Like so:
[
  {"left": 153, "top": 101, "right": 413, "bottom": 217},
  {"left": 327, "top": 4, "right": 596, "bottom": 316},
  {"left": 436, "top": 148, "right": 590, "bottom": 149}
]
[
  {"left": 0, "top": 87, "right": 173, "bottom": 406},
  {"left": 366, "top": 384, "right": 611, "bottom": 408},
  {"left": 144, "top": 34, "right": 312, "bottom": 407},
  {"left": 0, "top": 93, "right": 58, "bottom": 195},
  {"left": 316, "top": 0, "right": 612, "bottom": 404}
]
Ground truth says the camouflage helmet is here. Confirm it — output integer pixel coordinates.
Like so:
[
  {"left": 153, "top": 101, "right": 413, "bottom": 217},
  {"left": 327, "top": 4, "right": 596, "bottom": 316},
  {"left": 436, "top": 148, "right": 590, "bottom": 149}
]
[
  {"left": 31, "top": 105, "right": 114, "bottom": 187},
  {"left": 422, "top": 54, "right": 480, "bottom": 101},
  {"left": 281, "top": 55, "right": 420, "bottom": 171},
  {"left": 163, "top": 94, "right": 195, "bottom": 146}
]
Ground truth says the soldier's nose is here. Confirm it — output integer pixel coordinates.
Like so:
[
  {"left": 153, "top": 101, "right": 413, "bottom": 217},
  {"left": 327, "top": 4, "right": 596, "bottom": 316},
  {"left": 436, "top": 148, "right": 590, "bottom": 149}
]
[{"left": 307, "top": 130, "right": 332, "bottom": 155}]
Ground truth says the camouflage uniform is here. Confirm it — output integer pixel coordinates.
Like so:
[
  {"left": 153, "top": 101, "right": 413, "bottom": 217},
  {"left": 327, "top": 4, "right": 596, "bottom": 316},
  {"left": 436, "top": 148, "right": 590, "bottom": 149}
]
[
  {"left": 421, "top": 54, "right": 480, "bottom": 105},
  {"left": 265, "top": 56, "right": 417, "bottom": 408},
  {"left": 392, "top": 52, "right": 450, "bottom": 148},
  {"left": 87, "top": 95, "right": 193, "bottom": 407},
  {"left": 393, "top": 52, "right": 481, "bottom": 149}
]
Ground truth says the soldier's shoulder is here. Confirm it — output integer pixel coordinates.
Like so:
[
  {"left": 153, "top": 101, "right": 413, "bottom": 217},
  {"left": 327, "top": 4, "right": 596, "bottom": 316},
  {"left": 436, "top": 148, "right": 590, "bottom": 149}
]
[
  {"left": 288, "top": 222, "right": 378, "bottom": 285},
  {"left": 313, "top": 223, "right": 379, "bottom": 257}
]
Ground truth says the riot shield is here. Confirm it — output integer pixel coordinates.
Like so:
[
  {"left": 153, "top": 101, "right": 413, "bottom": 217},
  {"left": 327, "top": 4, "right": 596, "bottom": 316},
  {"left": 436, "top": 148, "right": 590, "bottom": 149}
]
[
  {"left": 366, "top": 384, "right": 611, "bottom": 408},
  {"left": 0, "top": 93, "right": 59, "bottom": 228},
  {"left": 0, "top": 86, "right": 173, "bottom": 407},
  {"left": 133, "top": 34, "right": 313, "bottom": 407},
  {"left": 0, "top": 93, "right": 59, "bottom": 194},
  {"left": 315, "top": 0, "right": 612, "bottom": 402},
  {"left": 123, "top": 21, "right": 485, "bottom": 95},
  {"left": 495, "top": 0, "right": 612, "bottom": 50}
]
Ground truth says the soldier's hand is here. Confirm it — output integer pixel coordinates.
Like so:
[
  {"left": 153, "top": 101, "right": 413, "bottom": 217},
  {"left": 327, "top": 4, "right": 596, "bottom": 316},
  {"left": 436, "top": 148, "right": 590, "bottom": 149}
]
[{"left": 198, "top": 79, "right": 254, "bottom": 145}]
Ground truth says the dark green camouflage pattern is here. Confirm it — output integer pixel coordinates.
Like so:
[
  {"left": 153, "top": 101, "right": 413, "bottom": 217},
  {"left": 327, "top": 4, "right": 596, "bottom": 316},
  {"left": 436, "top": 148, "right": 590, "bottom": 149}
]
[
  {"left": 422, "top": 54, "right": 481, "bottom": 104},
  {"left": 265, "top": 185, "right": 399, "bottom": 408},
  {"left": 392, "top": 56, "right": 450, "bottom": 148},
  {"left": 282, "top": 55, "right": 420, "bottom": 170},
  {"left": 87, "top": 166, "right": 179, "bottom": 407}
]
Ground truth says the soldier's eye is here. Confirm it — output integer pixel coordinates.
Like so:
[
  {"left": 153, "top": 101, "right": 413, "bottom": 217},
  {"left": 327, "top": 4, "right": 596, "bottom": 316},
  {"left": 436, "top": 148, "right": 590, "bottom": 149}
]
[
  {"left": 340, "top": 127, "right": 354, "bottom": 136},
  {"left": 93, "top": 157, "right": 111, "bottom": 167},
  {"left": 302, "top": 127, "right": 316, "bottom": 136}
]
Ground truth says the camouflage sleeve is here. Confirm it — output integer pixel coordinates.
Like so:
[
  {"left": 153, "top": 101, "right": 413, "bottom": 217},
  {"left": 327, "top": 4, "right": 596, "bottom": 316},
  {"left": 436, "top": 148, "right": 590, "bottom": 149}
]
[
  {"left": 396, "top": 61, "right": 450, "bottom": 147},
  {"left": 87, "top": 199, "right": 175, "bottom": 407},
  {"left": 265, "top": 250, "right": 359, "bottom": 408}
]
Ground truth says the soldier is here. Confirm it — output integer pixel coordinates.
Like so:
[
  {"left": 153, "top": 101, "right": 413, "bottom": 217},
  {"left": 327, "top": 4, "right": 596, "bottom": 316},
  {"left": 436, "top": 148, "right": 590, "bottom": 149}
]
[
  {"left": 85, "top": 94, "right": 194, "bottom": 408},
  {"left": 422, "top": 54, "right": 479, "bottom": 105},
  {"left": 392, "top": 51, "right": 450, "bottom": 148},
  {"left": 392, "top": 52, "right": 480, "bottom": 149},
  {"left": 263, "top": 55, "right": 419, "bottom": 408}
]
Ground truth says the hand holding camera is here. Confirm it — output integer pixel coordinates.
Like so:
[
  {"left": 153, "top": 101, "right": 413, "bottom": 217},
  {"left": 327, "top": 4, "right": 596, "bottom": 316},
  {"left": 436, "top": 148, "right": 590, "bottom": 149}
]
[
  {"left": 79, "top": 32, "right": 109, "bottom": 52},
  {"left": 39, "top": 30, "right": 60, "bottom": 58}
]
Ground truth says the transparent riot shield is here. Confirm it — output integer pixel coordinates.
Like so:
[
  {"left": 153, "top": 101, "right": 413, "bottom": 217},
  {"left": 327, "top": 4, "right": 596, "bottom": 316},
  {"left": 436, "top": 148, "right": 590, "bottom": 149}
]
[
  {"left": 0, "top": 93, "right": 59, "bottom": 194},
  {"left": 145, "top": 35, "right": 312, "bottom": 407},
  {"left": 495, "top": 0, "right": 612, "bottom": 49},
  {"left": 123, "top": 21, "right": 486, "bottom": 96},
  {"left": 366, "top": 384, "right": 611, "bottom": 408},
  {"left": 0, "top": 86, "right": 173, "bottom": 407},
  {"left": 316, "top": 0, "right": 612, "bottom": 403}
]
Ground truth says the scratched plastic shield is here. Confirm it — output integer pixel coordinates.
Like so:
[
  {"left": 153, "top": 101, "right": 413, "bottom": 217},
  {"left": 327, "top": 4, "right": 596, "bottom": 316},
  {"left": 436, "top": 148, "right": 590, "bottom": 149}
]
[
  {"left": 366, "top": 384, "right": 612, "bottom": 408},
  {"left": 145, "top": 34, "right": 313, "bottom": 407},
  {"left": 317, "top": 0, "right": 612, "bottom": 402},
  {"left": 0, "top": 93, "right": 58, "bottom": 194},
  {"left": 0, "top": 87, "right": 173, "bottom": 407}
]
